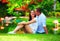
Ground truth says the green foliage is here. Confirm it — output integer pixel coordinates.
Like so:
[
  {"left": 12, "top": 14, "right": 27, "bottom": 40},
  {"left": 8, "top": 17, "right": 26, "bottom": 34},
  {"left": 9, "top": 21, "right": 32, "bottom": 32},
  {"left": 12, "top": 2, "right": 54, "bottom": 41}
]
[
  {"left": 0, "top": 2, "right": 8, "bottom": 17},
  {"left": 38, "top": 0, "right": 54, "bottom": 16},
  {"left": 56, "top": 1, "right": 60, "bottom": 10},
  {"left": 7, "top": 0, "right": 22, "bottom": 16},
  {"left": 0, "top": 0, "right": 60, "bottom": 17},
  {"left": 28, "top": 0, "right": 54, "bottom": 16},
  {"left": 57, "top": 29, "right": 60, "bottom": 34},
  {"left": 7, "top": 0, "right": 54, "bottom": 16}
]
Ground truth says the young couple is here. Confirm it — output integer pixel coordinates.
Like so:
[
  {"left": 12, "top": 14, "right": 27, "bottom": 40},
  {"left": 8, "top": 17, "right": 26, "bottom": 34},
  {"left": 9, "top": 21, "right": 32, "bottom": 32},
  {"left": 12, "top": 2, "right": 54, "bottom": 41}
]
[{"left": 8, "top": 8, "right": 48, "bottom": 34}]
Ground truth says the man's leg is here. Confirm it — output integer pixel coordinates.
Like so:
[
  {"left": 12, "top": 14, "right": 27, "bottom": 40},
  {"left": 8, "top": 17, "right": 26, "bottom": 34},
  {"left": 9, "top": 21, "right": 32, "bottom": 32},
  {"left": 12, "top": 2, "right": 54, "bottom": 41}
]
[{"left": 25, "top": 24, "right": 33, "bottom": 34}]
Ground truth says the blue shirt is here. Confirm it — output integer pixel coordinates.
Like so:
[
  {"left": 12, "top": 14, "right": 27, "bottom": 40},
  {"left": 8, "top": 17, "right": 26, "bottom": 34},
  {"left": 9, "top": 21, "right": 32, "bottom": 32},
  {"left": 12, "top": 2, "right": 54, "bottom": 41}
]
[{"left": 36, "top": 13, "right": 46, "bottom": 33}]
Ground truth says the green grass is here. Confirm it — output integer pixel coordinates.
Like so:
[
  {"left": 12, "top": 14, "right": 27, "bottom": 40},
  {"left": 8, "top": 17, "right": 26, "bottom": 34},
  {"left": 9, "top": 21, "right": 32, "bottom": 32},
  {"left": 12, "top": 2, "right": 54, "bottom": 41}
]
[
  {"left": 0, "top": 17, "right": 60, "bottom": 41},
  {"left": 0, "top": 34, "right": 60, "bottom": 41}
]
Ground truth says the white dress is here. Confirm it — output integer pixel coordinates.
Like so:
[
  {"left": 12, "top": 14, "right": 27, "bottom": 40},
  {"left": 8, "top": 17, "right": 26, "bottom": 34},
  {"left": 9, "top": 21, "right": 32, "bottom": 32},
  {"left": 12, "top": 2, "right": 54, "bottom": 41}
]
[{"left": 29, "top": 18, "right": 38, "bottom": 33}]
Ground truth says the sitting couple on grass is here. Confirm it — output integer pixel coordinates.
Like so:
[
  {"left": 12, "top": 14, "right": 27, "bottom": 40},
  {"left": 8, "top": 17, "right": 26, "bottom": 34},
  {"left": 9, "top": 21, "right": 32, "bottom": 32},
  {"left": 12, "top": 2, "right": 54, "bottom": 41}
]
[{"left": 8, "top": 8, "right": 48, "bottom": 34}]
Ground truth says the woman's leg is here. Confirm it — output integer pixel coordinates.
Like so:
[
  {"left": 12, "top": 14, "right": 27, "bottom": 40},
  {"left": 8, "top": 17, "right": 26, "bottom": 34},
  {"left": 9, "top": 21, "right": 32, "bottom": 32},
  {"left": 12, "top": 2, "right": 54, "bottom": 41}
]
[
  {"left": 25, "top": 24, "right": 33, "bottom": 34},
  {"left": 13, "top": 24, "right": 24, "bottom": 33},
  {"left": 8, "top": 24, "right": 25, "bottom": 34}
]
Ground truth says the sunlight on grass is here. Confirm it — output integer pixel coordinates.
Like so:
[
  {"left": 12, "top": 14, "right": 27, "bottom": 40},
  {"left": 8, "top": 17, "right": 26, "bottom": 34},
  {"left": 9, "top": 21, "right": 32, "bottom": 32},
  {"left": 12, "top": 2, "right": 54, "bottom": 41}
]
[
  {"left": 0, "top": 34, "right": 60, "bottom": 41},
  {"left": 0, "top": 35, "right": 38, "bottom": 41}
]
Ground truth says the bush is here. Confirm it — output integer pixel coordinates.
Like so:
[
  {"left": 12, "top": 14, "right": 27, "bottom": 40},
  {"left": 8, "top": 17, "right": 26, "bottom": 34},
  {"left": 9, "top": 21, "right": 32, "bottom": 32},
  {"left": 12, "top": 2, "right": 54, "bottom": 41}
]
[{"left": 0, "top": 1, "right": 8, "bottom": 17}]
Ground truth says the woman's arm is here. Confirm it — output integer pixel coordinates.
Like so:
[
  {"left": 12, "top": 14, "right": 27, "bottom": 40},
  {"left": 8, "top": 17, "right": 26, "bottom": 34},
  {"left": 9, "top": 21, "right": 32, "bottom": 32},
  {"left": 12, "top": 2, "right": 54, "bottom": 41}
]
[
  {"left": 26, "top": 18, "right": 36, "bottom": 24},
  {"left": 18, "top": 18, "right": 36, "bottom": 25}
]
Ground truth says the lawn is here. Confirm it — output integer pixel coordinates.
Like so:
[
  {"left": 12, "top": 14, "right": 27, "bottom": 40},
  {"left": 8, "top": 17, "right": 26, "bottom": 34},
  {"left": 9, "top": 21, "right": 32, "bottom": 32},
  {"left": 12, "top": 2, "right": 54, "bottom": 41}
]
[
  {"left": 0, "top": 34, "right": 60, "bottom": 41},
  {"left": 0, "top": 17, "right": 60, "bottom": 41}
]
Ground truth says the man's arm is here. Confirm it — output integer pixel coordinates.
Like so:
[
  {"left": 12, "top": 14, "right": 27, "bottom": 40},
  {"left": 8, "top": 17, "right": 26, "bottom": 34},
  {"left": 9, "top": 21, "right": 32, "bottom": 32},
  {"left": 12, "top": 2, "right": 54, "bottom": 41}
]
[
  {"left": 43, "top": 26, "right": 48, "bottom": 34},
  {"left": 42, "top": 17, "right": 48, "bottom": 34}
]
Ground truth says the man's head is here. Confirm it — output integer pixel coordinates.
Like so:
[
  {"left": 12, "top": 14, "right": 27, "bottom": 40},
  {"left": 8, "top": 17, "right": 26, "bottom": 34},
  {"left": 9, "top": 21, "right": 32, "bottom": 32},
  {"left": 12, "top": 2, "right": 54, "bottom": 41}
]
[{"left": 35, "top": 8, "right": 41, "bottom": 16}]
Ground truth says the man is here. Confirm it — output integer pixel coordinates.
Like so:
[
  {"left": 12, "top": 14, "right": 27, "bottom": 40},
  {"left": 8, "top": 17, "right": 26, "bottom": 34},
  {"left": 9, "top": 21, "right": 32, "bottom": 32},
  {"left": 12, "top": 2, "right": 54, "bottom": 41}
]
[{"left": 35, "top": 8, "right": 48, "bottom": 34}]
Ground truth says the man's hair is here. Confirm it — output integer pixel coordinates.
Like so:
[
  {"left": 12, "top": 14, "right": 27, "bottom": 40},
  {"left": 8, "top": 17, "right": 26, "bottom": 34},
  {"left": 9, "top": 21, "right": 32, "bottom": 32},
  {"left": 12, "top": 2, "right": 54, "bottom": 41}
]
[{"left": 36, "top": 8, "right": 41, "bottom": 13}]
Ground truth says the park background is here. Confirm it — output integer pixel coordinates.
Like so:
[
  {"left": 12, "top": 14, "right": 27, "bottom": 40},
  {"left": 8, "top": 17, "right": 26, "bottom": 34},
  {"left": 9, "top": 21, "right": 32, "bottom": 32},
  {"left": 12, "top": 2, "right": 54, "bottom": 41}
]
[{"left": 0, "top": 0, "right": 60, "bottom": 41}]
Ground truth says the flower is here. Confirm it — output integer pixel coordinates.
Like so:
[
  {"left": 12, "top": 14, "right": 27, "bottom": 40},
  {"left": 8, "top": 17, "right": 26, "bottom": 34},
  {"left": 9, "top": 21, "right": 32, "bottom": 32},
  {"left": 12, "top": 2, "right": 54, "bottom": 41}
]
[
  {"left": 1, "top": 18, "right": 4, "bottom": 20},
  {"left": 15, "top": 8, "right": 21, "bottom": 11},
  {"left": 53, "top": 20, "right": 59, "bottom": 24},
  {"left": 2, "top": 0, "right": 8, "bottom": 3},
  {"left": 5, "top": 23, "right": 9, "bottom": 26},
  {"left": 1, "top": 26, "right": 4, "bottom": 29},
  {"left": 21, "top": 6, "right": 26, "bottom": 11}
]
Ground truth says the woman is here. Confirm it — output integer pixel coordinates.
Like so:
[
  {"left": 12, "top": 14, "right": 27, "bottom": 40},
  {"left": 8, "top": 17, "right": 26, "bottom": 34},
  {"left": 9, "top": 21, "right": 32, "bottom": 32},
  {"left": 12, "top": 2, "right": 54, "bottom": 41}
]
[{"left": 8, "top": 10, "right": 38, "bottom": 34}]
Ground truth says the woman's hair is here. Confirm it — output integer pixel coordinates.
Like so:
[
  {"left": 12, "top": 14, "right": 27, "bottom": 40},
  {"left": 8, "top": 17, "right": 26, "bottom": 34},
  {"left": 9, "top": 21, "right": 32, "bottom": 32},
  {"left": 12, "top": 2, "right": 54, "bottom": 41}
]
[{"left": 29, "top": 10, "right": 36, "bottom": 21}]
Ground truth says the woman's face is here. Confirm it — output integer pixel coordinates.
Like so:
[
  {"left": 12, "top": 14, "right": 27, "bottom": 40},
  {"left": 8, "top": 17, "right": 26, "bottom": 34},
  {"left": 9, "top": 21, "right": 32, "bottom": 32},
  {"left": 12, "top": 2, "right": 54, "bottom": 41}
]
[{"left": 30, "top": 11, "right": 35, "bottom": 17}]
